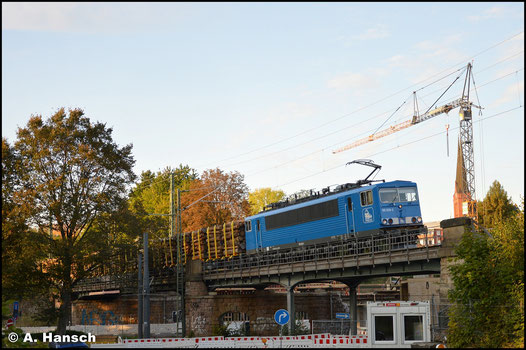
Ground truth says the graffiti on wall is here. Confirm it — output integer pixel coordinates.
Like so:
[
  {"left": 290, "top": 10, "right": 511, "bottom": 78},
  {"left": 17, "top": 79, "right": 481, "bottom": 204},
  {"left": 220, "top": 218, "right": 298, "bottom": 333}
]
[
  {"left": 81, "top": 309, "right": 121, "bottom": 325},
  {"left": 191, "top": 315, "right": 207, "bottom": 335}
]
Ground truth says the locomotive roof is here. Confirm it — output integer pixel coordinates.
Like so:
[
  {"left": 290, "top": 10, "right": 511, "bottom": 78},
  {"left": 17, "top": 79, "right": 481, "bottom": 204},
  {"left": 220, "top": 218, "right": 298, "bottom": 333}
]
[{"left": 246, "top": 179, "right": 417, "bottom": 220}]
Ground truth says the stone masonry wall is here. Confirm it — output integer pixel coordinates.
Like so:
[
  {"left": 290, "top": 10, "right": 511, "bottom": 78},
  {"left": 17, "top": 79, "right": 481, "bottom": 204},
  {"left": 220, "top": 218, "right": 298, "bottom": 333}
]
[
  {"left": 184, "top": 281, "right": 348, "bottom": 336},
  {"left": 72, "top": 293, "right": 179, "bottom": 326},
  {"left": 71, "top": 287, "right": 349, "bottom": 337}
]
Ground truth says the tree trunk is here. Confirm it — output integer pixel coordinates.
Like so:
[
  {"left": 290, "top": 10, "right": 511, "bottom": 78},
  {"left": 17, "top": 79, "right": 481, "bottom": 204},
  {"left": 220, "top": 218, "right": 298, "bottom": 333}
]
[{"left": 57, "top": 288, "right": 72, "bottom": 335}]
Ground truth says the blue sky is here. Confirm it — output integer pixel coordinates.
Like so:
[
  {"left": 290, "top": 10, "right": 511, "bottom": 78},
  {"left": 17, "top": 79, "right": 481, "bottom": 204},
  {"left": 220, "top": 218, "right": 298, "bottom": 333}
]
[{"left": 2, "top": 2, "right": 524, "bottom": 222}]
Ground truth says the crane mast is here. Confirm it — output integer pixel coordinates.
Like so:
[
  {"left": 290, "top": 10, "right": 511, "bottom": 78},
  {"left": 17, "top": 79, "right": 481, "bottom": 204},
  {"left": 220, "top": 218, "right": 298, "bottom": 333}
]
[
  {"left": 332, "top": 63, "right": 480, "bottom": 219},
  {"left": 458, "top": 63, "right": 477, "bottom": 218}
]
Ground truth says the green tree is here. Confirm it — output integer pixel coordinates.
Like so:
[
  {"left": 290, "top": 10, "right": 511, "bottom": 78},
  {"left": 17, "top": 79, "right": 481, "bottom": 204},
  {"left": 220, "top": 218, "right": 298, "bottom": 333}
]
[
  {"left": 447, "top": 198, "right": 524, "bottom": 348},
  {"left": 477, "top": 180, "right": 518, "bottom": 228},
  {"left": 128, "top": 166, "right": 197, "bottom": 240},
  {"left": 2, "top": 139, "right": 48, "bottom": 300},
  {"left": 248, "top": 187, "right": 286, "bottom": 215},
  {"left": 10, "top": 108, "right": 136, "bottom": 335}
]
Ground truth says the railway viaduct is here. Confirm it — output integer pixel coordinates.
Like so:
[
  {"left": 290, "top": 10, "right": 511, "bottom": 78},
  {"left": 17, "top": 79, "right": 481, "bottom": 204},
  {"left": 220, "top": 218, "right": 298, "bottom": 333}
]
[{"left": 71, "top": 217, "right": 469, "bottom": 337}]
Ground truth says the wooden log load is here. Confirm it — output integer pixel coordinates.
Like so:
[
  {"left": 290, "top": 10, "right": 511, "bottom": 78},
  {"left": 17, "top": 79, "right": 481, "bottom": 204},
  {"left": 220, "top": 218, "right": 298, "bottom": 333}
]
[
  {"left": 188, "top": 221, "right": 246, "bottom": 261},
  {"left": 159, "top": 220, "right": 246, "bottom": 265}
]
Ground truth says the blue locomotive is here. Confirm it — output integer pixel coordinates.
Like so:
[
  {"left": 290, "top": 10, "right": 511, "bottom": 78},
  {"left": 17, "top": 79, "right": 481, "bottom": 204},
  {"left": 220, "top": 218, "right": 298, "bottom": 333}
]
[{"left": 243, "top": 160, "right": 424, "bottom": 254}]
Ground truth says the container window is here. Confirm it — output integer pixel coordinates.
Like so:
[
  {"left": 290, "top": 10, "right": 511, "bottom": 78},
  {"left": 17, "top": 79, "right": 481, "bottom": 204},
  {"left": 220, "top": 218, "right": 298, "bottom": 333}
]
[
  {"left": 374, "top": 315, "right": 394, "bottom": 341},
  {"left": 360, "top": 190, "right": 373, "bottom": 206},
  {"left": 404, "top": 315, "right": 424, "bottom": 341},
  {"left": 245, "top": 221, "right": 252, "bottom": 232}
]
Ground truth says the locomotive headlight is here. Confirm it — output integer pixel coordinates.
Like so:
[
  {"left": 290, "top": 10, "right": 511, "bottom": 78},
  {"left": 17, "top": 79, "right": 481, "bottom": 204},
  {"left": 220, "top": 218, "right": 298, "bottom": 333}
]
[
  {"left": 388, "top": 218, "right": 393, "bottom": 225},
  {"left": 411, "top": 217, "right": 417, "bottom": 223},
  {"left": 382, "top": 219, "right": 387, "bottom": 225},
  {"left": 398, "top": 204, "right": 402, "bottom": 209},
  {"left": 417, "top": 216, "right": 422, "bottom": 223}
]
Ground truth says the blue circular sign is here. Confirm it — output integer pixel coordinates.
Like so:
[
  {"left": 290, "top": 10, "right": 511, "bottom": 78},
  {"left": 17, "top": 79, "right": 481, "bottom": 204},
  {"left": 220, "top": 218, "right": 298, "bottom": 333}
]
[{"left": 274, "top": 309, "right": 290, "bottom": 325}]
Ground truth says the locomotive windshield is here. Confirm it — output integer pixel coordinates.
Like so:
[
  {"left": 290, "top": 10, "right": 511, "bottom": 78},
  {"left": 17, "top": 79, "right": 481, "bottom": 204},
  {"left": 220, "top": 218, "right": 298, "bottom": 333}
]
[{"left": 379, "top": 187, "right": 418, "bottom": 203}]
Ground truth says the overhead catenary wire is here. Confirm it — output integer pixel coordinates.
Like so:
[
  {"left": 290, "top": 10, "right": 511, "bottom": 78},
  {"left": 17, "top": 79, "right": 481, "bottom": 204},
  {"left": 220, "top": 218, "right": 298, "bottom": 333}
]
[
  {"left": 215, "top": 53, "right": 524, "bottom": 174},
  {"left": 371, "top": 94, "right": 411, "bottom": 137},
  {"left": 275, "top": 106, "right": 523, "bottom": 188},
  {"left": 516, "top": 70, "right": 523, "bottom": 107},
  {"left": 210, "top": 51, "right": 524, "bottom": 173},
  {"left": 470, "top": 70, "right": 487, "bottom": 202},
  {"left": 244, "top": 67, "right": 523, "bottom": 179},
  {"left": 130, "top": 37, "right": 523, "bottom": 201},
  {"left": 194, "top": 31, "right": 523, "bottom": 170}
]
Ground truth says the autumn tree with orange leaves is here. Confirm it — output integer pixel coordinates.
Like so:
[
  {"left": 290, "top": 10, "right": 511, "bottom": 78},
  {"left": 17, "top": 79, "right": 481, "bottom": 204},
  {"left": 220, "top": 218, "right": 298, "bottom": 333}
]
[{"left": 182, "top": 168, "right": 250, "bottom": 232}]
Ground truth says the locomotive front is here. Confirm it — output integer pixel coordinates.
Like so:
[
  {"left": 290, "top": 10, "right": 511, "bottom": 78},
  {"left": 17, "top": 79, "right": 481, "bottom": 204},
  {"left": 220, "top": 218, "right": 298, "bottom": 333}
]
[{"left": 375, "top": 181, "right": 423, "bottom": 230}]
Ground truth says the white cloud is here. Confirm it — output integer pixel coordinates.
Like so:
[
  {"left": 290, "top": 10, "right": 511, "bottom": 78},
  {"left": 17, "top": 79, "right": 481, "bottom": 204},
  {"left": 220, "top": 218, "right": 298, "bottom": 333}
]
[
  {"left": 352, "top": 24, "right": 390, "bottom": 41},
  {"left": 383, "top": 34, "right": 469, "bottom": 85},
  {"left": 2, "top": 2, "right": 188, "bottom": 33},
  {"left": 258, "top": 102, "right": 317, "bottom": 129},
  {"left": 497, "top": 32, "right": 525, "bottom": 60},
  {"left": 327, "top": 72, "right": 379, "bottom": 91},
  {"left": 468, "top": 6, "right": 507, "bottom": 22},
  {"left": 490, "top": 80, "right": 524, "bottom": 109}
]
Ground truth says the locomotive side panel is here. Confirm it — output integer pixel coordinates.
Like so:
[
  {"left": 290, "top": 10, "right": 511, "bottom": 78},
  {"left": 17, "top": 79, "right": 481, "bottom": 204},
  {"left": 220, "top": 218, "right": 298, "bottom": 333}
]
[{"left": 244, "top": 180, "right": 425, "bottom": 253}]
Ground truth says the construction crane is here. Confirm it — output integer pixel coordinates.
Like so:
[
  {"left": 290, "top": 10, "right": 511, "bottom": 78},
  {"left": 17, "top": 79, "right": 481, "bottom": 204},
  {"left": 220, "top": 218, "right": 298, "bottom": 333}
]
[{"left": 332, "top": 63, "right": 482, "bottom": 219}]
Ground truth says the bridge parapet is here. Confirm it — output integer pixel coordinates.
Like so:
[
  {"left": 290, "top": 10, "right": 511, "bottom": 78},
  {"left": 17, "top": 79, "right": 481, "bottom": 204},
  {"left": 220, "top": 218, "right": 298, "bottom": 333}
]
[{"left": 438, "top": 217, "right": 471, "bottom": 258}]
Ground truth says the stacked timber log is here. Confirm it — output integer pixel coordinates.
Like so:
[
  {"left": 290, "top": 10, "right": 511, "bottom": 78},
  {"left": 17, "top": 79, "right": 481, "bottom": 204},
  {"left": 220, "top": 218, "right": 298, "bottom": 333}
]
[
  {"left": 158, "top": 220, "right": 246, "bottom": 264},
  {"left": 184, "top": 220, "right": 246, "bottom": 262}
]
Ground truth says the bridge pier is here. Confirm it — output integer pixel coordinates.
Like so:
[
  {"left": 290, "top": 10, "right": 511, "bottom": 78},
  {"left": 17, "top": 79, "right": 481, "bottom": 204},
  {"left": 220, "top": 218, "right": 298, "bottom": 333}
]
[
  {"left": 340, "top": 278, "right": 362, "bottom": 336},
  {"left": 286, "top": 286, "right": 295, "bottom": 334},
  {"left": 349, "top": 284, "right": 358, "bottom": 335}
]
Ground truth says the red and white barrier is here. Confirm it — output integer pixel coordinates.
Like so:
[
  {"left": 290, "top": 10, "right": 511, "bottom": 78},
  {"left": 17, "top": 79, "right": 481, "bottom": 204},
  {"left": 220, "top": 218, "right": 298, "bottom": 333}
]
[
  {"left": 313, "top": 335, "right": 368, "bottom": 348},
  {"left": 91, "top": 333, "right": 370, "bottom": 348}
]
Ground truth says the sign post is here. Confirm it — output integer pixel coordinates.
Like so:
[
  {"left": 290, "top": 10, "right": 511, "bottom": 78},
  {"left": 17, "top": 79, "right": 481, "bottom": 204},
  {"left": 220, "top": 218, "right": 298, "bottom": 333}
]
[
  {"left": 336, "top": 313, "right": 349, "bottom": 335},
  {"left": 13, "top": 301, "right": 19, "bottom": 321},
  {"left": 274, "top": 309, "right": 290, "bottom": 348}
]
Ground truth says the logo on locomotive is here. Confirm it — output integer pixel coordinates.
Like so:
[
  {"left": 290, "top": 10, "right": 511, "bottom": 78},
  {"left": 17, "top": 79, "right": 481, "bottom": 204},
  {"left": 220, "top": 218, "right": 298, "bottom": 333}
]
[{"left": 363, "top": 208, "right": 374, "bottom": 223}]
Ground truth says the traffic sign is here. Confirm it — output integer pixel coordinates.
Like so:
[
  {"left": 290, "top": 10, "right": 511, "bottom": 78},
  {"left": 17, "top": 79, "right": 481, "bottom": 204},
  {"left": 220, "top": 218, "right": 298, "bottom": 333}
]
[
  {"left": 274, "top": 309, "right": 290, "bottom": 325},
  {"left": 6, "top": 318, "right": 14, "bottom": 328},
  {"left": 335, "top": 313, "right": 350, "bottom": 319},
  {"left": 13, "top": 301, "right": 19, "bottom": 320}
]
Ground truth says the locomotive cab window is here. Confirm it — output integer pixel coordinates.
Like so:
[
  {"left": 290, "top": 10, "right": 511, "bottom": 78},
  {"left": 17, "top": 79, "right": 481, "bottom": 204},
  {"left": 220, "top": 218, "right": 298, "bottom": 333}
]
[
  {"left": 245, "top": 221, "right": 252, "bottom": 232},
  {"left": 399, "top": 187, "right": 418, "bottom": 202},
  {"left": 379, "top": 188, "right": 398, "bottom": 203},
  {"left": 360, "top": 190, "right": 373, "bottom": 206},
  {"left": 379, "top": 187, "right": 418, "bottom": 203}
]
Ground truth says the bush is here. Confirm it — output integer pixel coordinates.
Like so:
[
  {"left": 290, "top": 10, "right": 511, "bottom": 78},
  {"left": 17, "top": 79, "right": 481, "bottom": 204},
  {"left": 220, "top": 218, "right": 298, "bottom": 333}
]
[{"left": 211, "top": 324, "right": 230, "bottom": 337}]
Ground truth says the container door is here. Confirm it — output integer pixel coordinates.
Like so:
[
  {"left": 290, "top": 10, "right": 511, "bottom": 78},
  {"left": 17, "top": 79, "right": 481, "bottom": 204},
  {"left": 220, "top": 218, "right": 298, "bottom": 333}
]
[{"left": 256, "top": 219, "right": 263, "bottom": 251}]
